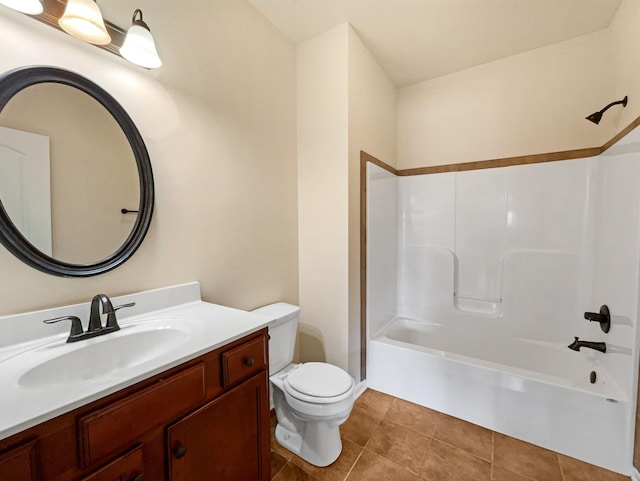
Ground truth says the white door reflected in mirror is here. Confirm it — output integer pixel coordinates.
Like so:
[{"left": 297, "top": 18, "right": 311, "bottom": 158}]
[{"left": 0, "top": 125, "right": 52, "bottom": 256}]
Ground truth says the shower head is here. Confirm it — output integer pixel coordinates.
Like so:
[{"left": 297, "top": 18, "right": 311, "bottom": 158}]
[
  {"left": 586, "top": 96, "right": 628, "bottom": 125},
  {"left": 585, "top": 111, "right": 604, "bottom": 125}
]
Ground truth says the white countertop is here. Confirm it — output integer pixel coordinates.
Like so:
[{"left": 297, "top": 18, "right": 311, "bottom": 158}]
[{"left": 0, "top": 283, "right": 271, "bottom": 440}]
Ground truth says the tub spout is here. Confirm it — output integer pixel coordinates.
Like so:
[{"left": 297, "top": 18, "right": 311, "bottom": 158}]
[{"left": 568, "top": 337, "right": 606, "bottom": 353}]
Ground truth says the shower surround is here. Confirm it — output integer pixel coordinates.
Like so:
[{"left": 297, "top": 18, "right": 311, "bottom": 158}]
[{"left": 365, "top": 128, "right": 640, "bottom": 475}]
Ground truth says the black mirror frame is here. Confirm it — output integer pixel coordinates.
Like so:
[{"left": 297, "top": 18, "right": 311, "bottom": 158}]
[{"left": 0, "top": 66, "right": 154, "bottom": 277}]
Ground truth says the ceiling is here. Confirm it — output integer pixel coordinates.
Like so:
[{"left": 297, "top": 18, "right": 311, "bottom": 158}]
[{"left": 247, "top": 0, "right": 622, "bottom": 87}]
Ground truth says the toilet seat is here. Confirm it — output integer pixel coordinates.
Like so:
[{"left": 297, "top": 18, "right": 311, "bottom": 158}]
[{"left": 283, "top": 362, "right": 354, "bottom": 404}]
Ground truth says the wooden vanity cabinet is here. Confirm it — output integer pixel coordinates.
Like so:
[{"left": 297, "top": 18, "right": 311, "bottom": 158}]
[
  {"left": 78, "top": 445, "right": 144, "bottom": 481},
  {"left": 167, "top": 372, "right": 267, "bottom": 481},
  {"left": 0, "top": 439, "right": 38, "bottom": 481},
  {"left": 0, "top": 328, "right": 270, "bottom": 481}
]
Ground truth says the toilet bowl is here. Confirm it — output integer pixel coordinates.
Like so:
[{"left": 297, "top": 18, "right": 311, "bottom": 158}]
[{"left": 251, "top": 303, "right": 356, "bottom": 467}]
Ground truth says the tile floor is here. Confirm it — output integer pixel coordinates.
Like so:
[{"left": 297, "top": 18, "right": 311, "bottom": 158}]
[{"left": 270, "top": 388, "right": 631, "bottom": 481}]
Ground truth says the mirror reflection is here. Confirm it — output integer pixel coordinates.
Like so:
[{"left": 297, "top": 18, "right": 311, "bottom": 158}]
[{"left": 0, "top": 82, "right": 139, "bottom": 264}]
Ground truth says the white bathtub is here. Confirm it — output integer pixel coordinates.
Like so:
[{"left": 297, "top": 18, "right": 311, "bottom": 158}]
[{"left": 367, "top": 317, "right": 632, "bottom": 475}]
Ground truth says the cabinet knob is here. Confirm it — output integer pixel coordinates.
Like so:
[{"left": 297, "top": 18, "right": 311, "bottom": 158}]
[
  {"left": 174, "top": 443, "right": 187, "bottom": 459},
  {"left": 244, "top": 357, "right": 255, "bottom": 367},
  {"left": 132, "top": 475, "right": 145, "bottom": 481}
]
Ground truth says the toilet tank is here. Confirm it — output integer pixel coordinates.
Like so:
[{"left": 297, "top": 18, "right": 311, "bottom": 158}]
[{"left": 251, "top": 302, "right": 299, "bottom": 375}]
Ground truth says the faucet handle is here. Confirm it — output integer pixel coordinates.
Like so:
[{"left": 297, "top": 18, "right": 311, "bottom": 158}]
[
  {"left": 112, "top": 302, "right": 136, "bottom": 312},
  {"left": 44, "top": 315, "right": 84, "bottom": 338},
  {"left": 584, "top": 305, "right": 611, "bottom": 333},
  {"left": 104, "top": 302, "right": 136, "bottom": 329}
]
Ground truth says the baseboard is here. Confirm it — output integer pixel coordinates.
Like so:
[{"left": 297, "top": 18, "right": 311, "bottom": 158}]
[{"left": 354, "top": 379, "right": 367, "bottom": 399}]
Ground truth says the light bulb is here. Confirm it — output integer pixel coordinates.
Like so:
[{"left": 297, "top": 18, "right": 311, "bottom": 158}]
[
  {"left": 120, "top": 10, "right": 162, "bottom": 69},
  {"left": 58, "top": 0, "right": 111, "bottom": 45},
  {"left": 0, "top": 0, "right": 43, "bottom": 15}
]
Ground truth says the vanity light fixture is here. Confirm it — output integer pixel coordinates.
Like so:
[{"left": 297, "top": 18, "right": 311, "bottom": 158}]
[
  {"left": 120, "top": 9, "right": 162, "bottom": 69},
  {"left": 58, "top": 0, "right": 111, "bottom": 46},
  {"left": 0, "top": 0, "right": 43, "bottom": 15},
  {"left": 3, "top": 0, "right": 162, "bottom": 68},
  {"left": 585, "top": 96, "right": 628, "bottom": 125}
]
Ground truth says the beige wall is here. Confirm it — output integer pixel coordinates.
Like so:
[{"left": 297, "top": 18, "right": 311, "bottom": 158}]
[
  {"left": 397, "top": 26, "right": 620, "bottom": 168},
  {"left": 347, "top": 25, "right": 397, "bottom": 379},
  {"left": 297, "top": 24, "right": 350, "bottom": 370},
  {"left": 297, "top": 23, "right": 396, "bottom": 380},
  {"left": 0, "top": 0, "right": 298, "bottom": 316},
  {"left": 611, "top": 0, "right": 640, "bottom": 132}
]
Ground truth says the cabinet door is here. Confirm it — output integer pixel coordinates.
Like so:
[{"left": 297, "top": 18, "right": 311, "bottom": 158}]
[
  {"left": 167, "top": 371, "right": 270, "bottom": 481},
  {"left": 0, "top": 440, "right": 38, "bottom": 481}
]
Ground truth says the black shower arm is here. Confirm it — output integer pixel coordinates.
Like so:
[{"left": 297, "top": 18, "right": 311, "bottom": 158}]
[{"left": 598, "top": 96, "right": 628, "bottom": 115}]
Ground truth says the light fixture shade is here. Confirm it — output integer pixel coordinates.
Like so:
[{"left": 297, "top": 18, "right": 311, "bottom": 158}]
[
  {"left": 0, "top": 0, "right": 43, "bottom": 15},
  {"left": 58, "top": 0, "right": 111, "bottom": 45},
  {"left": 120, "top": 12, "right": 162, "bottom": 69}
]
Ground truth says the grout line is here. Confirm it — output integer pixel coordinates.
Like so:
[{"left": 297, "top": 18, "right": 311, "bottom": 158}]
[
  {"left": 363, "top": 446, "right": 424, "bottom": 479},
  {"left": 490, "top": 431, "right": 495, "bottom": 480},
  {"left": 342, "top": 449, "right": 364, "bottom": 481},
  {"left": 354, "top": 392, "right": 394, "bottom": 420},
  {"left": 270, "top": 453, "right": 285, "bottom": 479},
  {"left": 557, "top": 453, "right": 566, "bottom": 481},
  {"left": 421, "top": 437, "right": 433, "bottom": 479},
  {"left": 490, "top": 442, "right": 555, "bottom": 481},
  {"left": 429, "top": 437, "right": 492, "bottom": 464},
  {"left": 271, "top": 460, "right": 288, "bottom": 481},
  {"left": 490, "top": 463, "right": 539, "bottom": 481},
  {"left": 491, "top": 431, "right": 495, "bottom": 463}
]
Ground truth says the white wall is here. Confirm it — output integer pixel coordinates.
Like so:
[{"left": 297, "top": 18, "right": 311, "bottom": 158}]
[
  {"left": 397, "top": 162, "right": 585, "bottom": 338},
  {"left": 367, "top": 146, "right": 640, "bottom": 404},
  {"left": 365, "top": 163, "right": 397, "bottom": 339},
  {"left": 585, "top": 127, "right": 640, "bottom": 411},
  {"left": 0, "top": 0, "right": 298, "bottom": 315},
  {"left": 372, "top": 145, "right": 640, "bottom": 398},
  {"left": 366, "top": 136, "right": 640, "bottom": 473},
  {"left": 397, "top": 28, "right": 615, "bottom": 168},
  {"left": 593, "top": 0, "right": 640, "bottom": 469}
]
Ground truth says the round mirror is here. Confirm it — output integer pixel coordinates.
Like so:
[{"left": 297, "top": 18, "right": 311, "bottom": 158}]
[{"left": 0, "top": 66, "right": 154, "bottom": 277}]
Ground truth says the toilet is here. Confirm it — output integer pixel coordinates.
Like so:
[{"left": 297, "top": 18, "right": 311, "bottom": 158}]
[{"left": 252, "top": 302, "right": 355, "bottom": 467}]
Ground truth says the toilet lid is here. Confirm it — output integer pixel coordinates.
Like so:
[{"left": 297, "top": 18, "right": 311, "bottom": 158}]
[{"left": 285, "top": 362, "right": 354, "bottom": 399}]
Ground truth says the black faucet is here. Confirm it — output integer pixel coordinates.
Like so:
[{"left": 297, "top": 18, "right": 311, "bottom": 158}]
[
  {"left": 584, "top": 305, "right": 611, "bottom": 333},
  {"left": 568, "top": 337, "right": 606, "bottom": 353},
  {"left": 43, "top": 294, "right": 135, "bottom": 343},
  {"left": 89, "top": 294, "right": 118, "bottom": 332}
]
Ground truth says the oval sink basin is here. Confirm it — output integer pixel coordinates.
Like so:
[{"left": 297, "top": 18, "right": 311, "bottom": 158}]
[{"left": 18, "top": 326, "right": 190, "bottom": 389}]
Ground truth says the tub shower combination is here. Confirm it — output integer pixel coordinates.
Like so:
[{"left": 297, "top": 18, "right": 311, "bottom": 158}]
[{"left": 365, "top": 129, "right": 640, "bottom": 475}]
